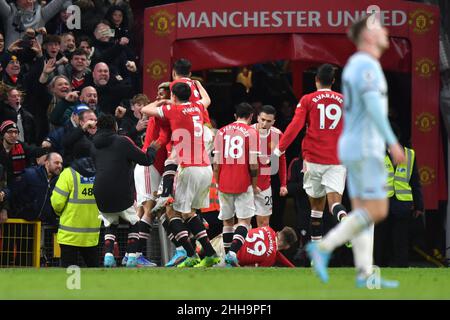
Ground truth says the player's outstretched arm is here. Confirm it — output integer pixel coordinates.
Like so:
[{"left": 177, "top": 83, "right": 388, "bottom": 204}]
[
  {"left": 141, "top": 99, "right": 170, "bottom": 118},
  {"left": 195, "top": 80, "right": 211, "bottom": 109},
  {"left": 274, "top": 101, "right": 307, "bottom": 156}
]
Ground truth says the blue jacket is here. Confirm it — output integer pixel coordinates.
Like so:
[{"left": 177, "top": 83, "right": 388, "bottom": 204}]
[{"left": 13, "top": 165, "right": 59, "bottom": 225}]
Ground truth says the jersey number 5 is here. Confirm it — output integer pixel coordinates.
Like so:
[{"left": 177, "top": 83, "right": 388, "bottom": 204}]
[
  {"left": 317, "top": 104, "right": 342, "bottom": 129},
  {"left": 192, "top": 115, "right": 203, "bottom": 137}
]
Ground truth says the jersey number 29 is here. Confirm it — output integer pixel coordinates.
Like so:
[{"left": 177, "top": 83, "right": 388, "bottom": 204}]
[{"left": 246, "top": 230, "right": 267, "bottom": 256}]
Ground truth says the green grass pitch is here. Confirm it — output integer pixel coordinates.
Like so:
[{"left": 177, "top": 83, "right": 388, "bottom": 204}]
[{"left": 1, "top": 267, "right": 449, "bottom": 299}]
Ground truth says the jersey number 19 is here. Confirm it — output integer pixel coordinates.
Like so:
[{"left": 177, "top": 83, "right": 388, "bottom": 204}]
[{"left": 317, "top": 104, "right": 342, "bottom": 129}]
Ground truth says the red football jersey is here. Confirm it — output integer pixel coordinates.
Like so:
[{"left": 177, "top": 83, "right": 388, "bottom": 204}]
[
  {"left": 142, "top": 117, "right": 169, "bottom": 174},
  {"left": 214, "top": 121, "right": 259, "bottom": 194},
  {"left": 251, "top": 125, "right": 287, "bottom": 190},
  {"left": 158, "top": 102, "right": 209, "bottom": 167},
  {"left": 237, "top": 226, "right": 278, "bottom": 267},
  {"left": 170, "top": 78, "right": 211, "bottom": 125},
  {"left": 278, "top": 89, "right": 344, "bottom": 165}
]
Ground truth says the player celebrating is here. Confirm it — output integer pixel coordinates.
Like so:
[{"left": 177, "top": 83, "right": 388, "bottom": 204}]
[
  {"left": 251, "top": 105, "right": 287, "bottom": 227},
  {"left": 142, "top": 82, "right": 220, "bottom": 268},
  {"left": 213, "top": 102, "right": 259, "bottom": 266},
  {"left": 131, "top": 83, "right": 171, "bottom": 267},
  {"left": 274, "top": 64, "right": 348, "bottom": 244},
  {"left": 152, "top": 58, "right": 214, "bottom": 212},
  {"left": 307, "top": 15, "right": 405, "bottom": 287},
  {"left": 170, "top": 58, "right": 212, "bottom": 125}
]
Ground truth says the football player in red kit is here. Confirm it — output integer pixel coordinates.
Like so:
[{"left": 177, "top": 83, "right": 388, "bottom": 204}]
[
  {"left": 251, "top": 105, "right": 287, "bottom": 227},
  {"left": 237, "top": 226, "right": 297, "bottom": 267},
  {"left": 213, "top": 102, "right": 259, "bottom": 266},
  {"left": 132, "top": 83, "right": 171, "bottom": 267},
  {"left": 274, "top": 64, "right": 348, "bottom": 244},
  {"left": 170, "top": 58, "right": 211, "bottom": 126},
  {"left": 142, "top": 82, "right": 220, "bottom": 268},
  {"left": 211, "top": 225, "right": 298, "bottom": 267}
]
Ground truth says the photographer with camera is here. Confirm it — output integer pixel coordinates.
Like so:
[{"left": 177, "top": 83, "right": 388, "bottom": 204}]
[{"left": 6, "top": 28, "right": 47, "bottom": 68}]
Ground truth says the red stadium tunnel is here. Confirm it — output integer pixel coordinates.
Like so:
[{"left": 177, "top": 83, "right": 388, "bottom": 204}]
[{"left": 143, "top": 0, "right": 445, "bottom": 209}]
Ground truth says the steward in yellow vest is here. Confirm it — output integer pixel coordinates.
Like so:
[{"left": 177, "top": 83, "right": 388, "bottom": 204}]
[
  {"left": 51, "top": 156, "right": 101, "bottom": 267},
  {"left": 376, "top": 146, "right": 423, "bottom": 267},
  {"left": 385, "top": 147, "right": 415, "bottom": 201}
]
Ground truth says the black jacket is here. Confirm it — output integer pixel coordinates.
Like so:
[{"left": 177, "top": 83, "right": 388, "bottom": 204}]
[
  {"left": 91, "top": 128, "right": 157, "bottom": 213},
  {"left": 71, "top": 156, "right": 96, "bottom": 178},
  {"left": 12, "top": 165, "right": 59, "bottom": 225},
  {"left": 0, "top": 102, "right": 37, "bottom": 145},
  {"left": 62, "top": 127, "right": 94, "bottom": 167},
  {"left": 117, "top": 112, "right": 145, "bottom": 148},
  {"left": 84, "top": 72, "right": 139, "bottom": 116},
  {"left": 286, "top": 157, "right": 310, "bottom": 237}
]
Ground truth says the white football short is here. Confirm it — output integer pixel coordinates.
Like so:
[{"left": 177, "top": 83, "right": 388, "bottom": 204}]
[
  {"left": 99, "top": 205, "right": 139, "bottom": 227},
  {"left": 303, "top": 161, "right": 346, "bottom": 198},
  {"left": 218, "top": 185, "right": 256, "bottom": 221},
  {"left": 173, "top": 166, "right": 213, "bottom": 214},
  {"left": 134, "top": 164, "right": 161, "bottom": 205},
  {"left": 254, "top": 187, "right": 272, "bottom": 216}
]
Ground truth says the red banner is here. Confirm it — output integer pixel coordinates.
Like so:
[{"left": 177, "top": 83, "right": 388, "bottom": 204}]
[{"left": 143, "top": 0, "right": 443, "bottom": 209}]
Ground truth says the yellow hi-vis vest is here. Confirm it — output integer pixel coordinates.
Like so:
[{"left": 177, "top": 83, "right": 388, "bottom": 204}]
[
  {"left": 385, "top": 147, "right": 415, "bottom": 201},
  {"left": 51, "top": 167, "right": 101, "bottom": 247}
]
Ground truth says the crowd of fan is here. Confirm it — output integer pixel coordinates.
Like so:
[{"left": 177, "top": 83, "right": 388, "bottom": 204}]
[{"left": 0, "top": 0, "right": 147, "bottom": 224}]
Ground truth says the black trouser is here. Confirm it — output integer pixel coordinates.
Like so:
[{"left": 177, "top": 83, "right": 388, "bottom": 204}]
[
  {"left": 60, "top": 244, "right": 99, "bottom": 267},
  {"left": 199, "top": 210, "right": 221, "bottom": 240},
  {"left": 270, "top": 174, "right": 287, "bottom": 231},
  {"left": 374, "top": 212, "right": 410, "bottom": 267}
]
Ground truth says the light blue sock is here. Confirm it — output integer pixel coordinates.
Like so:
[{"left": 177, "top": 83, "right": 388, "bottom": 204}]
[{"left": 320, "top": 208, "right": 372, "bottom": 252}]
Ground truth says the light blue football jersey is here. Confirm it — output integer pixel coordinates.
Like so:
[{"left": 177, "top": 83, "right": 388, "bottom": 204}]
[{"left": 339, "top": 51, "right": 388, "bottom": 161}]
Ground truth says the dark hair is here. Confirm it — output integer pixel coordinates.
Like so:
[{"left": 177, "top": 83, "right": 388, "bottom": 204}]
[
  {"left": 43, "top": 34, "right": 61, "bottom": 45},
  {"left": 97, "top": 114, "right": 116, "bottom": 130},
  {"left": 105, "top": 5, "right": 129, "bottom": 28},
  {"left": 77, "top": 35, "right": 92, "bottom": 47},
  {"left": 33, "top": 147, "right": 49, "bottom": 159},
  {"left": 173, "top": 58, "right": 192, "bottom": 77},
  {"left": 260, "top": 105, "right": 276, "bottom": 116},
  {"left": 78, "top": 109, "right": 95, "bottom": 121},
  {"left": 235, "top": 102, "right": 254, "bottom": 119},
  {"left": 71, "top": 48, "right": 88, "bottom": 59},
  {"left": 158, "top": 82, "right": 170, "bottom": 91},
  {"left": 316, "top": 64, "right": 335, "bottom": 86},
  {"left": 347, "top": 15, "right": 371, "bottom": 44},
  {"left": 279, "top": 226, "right": 298, "bottom": 248},
  {"left": 171, "top": 82, "right": 191, "bottom": 102}
]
